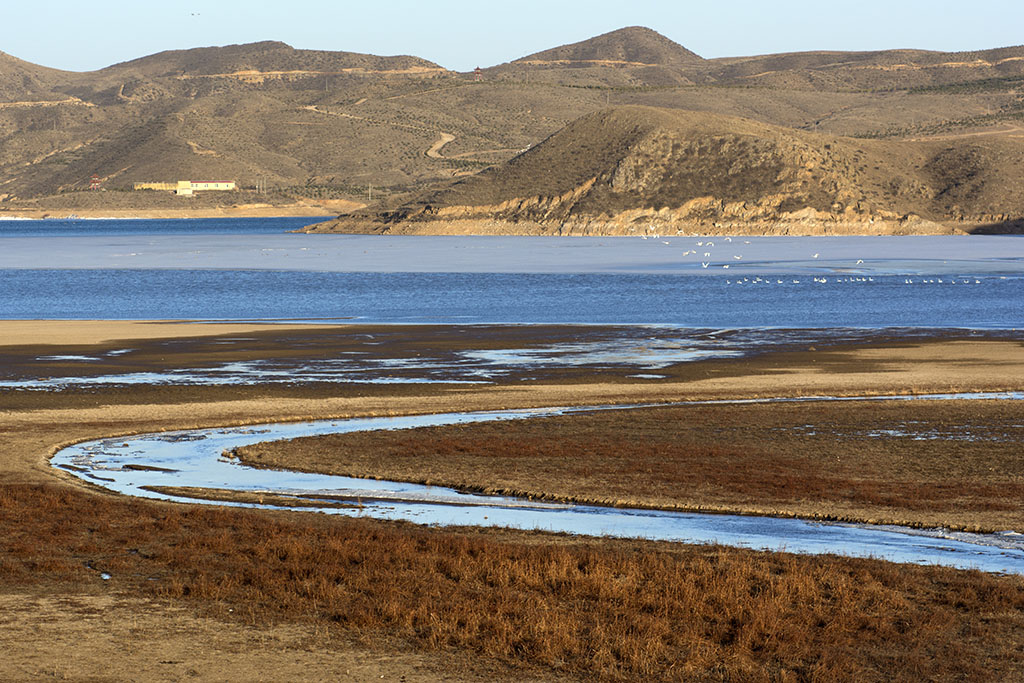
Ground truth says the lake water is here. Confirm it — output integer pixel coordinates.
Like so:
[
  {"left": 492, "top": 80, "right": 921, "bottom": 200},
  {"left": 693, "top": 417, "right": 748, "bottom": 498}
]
[{"left": 1, "top": 218, "right": 1022, "bottom": 326}]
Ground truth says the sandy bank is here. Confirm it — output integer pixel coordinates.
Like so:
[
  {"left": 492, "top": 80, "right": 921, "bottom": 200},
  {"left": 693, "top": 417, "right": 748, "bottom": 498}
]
[{"left": 0, "top": 319, "right": 339, "bottom": 347}]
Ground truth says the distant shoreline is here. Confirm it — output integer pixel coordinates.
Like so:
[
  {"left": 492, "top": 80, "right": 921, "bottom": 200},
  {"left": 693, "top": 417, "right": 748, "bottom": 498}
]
[{"left": 0, "top": 204, "right": 341, "bottom": 220}]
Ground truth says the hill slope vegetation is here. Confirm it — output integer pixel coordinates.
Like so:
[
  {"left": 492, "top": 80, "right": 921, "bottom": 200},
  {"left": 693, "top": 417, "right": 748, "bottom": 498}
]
[{"left": 309, "top": 106, "right": 1024, "bottom": 235}]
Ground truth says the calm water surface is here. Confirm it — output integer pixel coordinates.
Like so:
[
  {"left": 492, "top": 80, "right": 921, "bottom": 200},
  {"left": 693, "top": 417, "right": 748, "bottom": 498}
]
[
  {"left": 2, "top": 269, "right": 1022, "bottom": 327},
  {"left": 1, "top": 218, "right": 1022, "bottom": 326}
]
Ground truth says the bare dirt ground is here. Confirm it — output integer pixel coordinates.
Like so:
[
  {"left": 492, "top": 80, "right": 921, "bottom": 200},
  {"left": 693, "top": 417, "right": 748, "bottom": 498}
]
[
  {"left": 0, "top": 592, "right": 518, "bottom": 683},
  {"left": 426, "top": 132, "right": 457, "bottom": 158},
  {"left": 2, "top": 322, "right": 1023, "bottom": 680},
  {"left": 907, "top": 123, "right": 1024, "bottom": 142}
]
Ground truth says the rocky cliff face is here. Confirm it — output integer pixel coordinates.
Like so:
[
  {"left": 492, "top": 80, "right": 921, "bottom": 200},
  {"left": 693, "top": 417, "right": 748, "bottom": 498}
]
[{"left": 309, "top": 106, "right": 1024, "bottom": 236}]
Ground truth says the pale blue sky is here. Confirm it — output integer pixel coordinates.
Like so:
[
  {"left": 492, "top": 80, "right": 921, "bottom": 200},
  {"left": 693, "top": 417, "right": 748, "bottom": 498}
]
[{"left": 6, "top": 0, "right": 1023, "bottom": 73}]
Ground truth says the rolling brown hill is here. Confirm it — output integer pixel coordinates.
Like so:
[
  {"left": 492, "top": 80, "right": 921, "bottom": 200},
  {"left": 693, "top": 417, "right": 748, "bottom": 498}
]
[
  {"left": 0, "top": 51, "right": 71, "bottom": 101},
  {"left": 308, "top": 106, "right": 1024, "bottom": 236},
  {"left": 95, "top": 41, "right": 444, "bottom": 79},
  {"left": 2, "top": 27, "right": 1024, "bottom": 227},
  {"left": 516, "top": 26, "right": 704, "bottom": 67},
  {"left": 0, "top": 41, "right": 457, "bottom": 203},
  {"left": 485, "top": 26, "right": 705, "bottom": 87},
  {"left": 702, "top": 45, "right": 1024, "bottom": 91},
  {"left": 56, "top": 41, "right": 450, "bottom": 105}
]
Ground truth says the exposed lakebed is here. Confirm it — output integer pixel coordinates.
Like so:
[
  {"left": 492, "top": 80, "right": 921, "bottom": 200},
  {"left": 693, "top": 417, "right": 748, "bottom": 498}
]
[
  {"left": 52, "top": 393, "right": 1024, "bottom": 575},
  {"left": 7, "top": 325, "right": 1007, "bottom": 390}
]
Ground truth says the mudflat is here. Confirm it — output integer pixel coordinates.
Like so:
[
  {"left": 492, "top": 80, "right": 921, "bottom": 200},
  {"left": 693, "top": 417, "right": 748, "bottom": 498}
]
[
  {"left": 3, "top": 324, "right": 1022, "bottom": 486},
  {"left": 2, "top": 321, "right": 1023, "bottom": 681}
]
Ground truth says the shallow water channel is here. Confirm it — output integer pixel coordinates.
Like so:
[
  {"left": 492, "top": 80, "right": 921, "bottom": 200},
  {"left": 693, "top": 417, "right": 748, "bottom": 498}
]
[{"left": 52, "top": 393, "right": 1024, "bottom": 575}]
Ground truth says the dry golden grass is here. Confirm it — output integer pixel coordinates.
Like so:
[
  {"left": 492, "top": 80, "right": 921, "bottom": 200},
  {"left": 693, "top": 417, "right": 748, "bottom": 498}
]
[
  {"left": 2, "top": 483, "right": 1023, "bottom": 681},
  {"left": 237, "top": 399, "right": 1024, "bottom": 532}
]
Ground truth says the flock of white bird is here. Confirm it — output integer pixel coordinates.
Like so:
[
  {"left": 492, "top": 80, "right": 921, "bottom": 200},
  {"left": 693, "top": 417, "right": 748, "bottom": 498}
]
[
  {"left": 668, "top": 237, "right": 760, "bottom": 269},
  {"left": 638, "top": 234, "right": 988, "bottom": 284}
]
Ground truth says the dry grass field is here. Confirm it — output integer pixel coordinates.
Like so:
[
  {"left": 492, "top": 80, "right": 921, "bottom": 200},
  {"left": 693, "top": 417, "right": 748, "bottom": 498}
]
[{"left": 3, "top": 484, "right": 1023, "bottom": 681}]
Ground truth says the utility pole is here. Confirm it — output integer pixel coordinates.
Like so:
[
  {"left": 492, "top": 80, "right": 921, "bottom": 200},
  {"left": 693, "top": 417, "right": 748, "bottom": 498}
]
[{"left": 367, "top": 184, "right": 373, "bottom": 203}]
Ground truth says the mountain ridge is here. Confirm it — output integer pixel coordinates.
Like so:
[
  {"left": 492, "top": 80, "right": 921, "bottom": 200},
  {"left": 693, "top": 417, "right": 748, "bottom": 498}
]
[
  {"left": 96, "top": 41, "right": 447, "bottom": 78},
  {"left": 2, "top": 27, "right": 1024, "bottom": 231}
]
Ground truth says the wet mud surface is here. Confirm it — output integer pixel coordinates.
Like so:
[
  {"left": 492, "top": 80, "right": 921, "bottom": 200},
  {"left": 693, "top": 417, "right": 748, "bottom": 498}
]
[{"left": 3, "top": 322, "right": 1020, "bottom": 401}]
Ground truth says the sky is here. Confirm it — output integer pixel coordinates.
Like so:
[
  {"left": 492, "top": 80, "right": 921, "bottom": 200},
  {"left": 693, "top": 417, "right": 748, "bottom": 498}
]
[{"left": 5, "top": 0, "right": 1024, "bottom": 73}]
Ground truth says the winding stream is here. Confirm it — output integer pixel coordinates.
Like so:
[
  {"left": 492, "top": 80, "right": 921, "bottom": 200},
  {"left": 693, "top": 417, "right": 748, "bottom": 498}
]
[{"left": 52, "top": 393, "right": 1024, "bottom": 575}]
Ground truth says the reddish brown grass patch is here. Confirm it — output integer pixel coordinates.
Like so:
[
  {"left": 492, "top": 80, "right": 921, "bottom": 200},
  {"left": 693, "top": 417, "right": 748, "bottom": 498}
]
[
  {"left": 2, "top": 483, "right": 1023, "bottom": 681},
  {"left": 237, "top": 400, "right": 1024, "bottom": 531}
]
